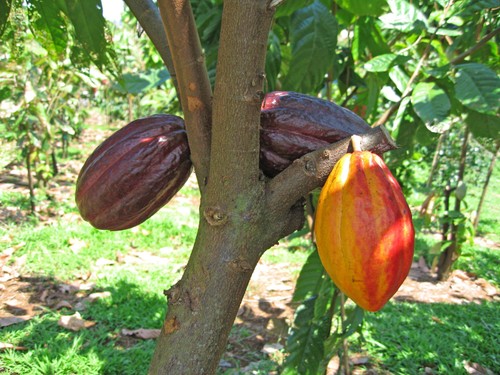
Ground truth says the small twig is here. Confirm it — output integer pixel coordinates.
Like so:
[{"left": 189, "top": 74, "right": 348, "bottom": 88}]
[{"left": 451, "top": 27, "right": 500, "bottom": 65}]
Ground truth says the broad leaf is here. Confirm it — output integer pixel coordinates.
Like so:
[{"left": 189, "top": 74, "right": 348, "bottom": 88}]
[
  {"left": 62, "top": 0, "right": 109, "bottom": 68},
  {"left": 452, "top": 0, "right": 500, "bottom": 17},
  {"left": 335, "top": 0, "right": 388, "bottom": 17},
  {"left": 466, "top": 110, "right": 500, "bottom": 140},
  {"left": 283, "top": 1, "right": 337, "bottom": 93},
  {"left": 265, "top": 31, "right": 281, "bottom": 92},
  {"left": 275, "top": 0, "right": 314, "bottom": 18},
  {"left": 112, "top": 69, "right": 170, "bottom": 95},
  {"left": 411, "top": 82, "right": 451, "bottom": 133},
  {"left": 283, "top": 297, "right": 331, "bottom": 375},
  {"left": 354, "top": 17, "right": 390, "bottom": 59},
  {"left": 293, "top": 250, "right": 325, "bottom": 302},
  {"left": 455, "top": 63, "right": 500, "bottom": 115},
  {"left": 379, "top": 0, "right": 428, "bottom": 32},
  {"left": 0, "top": 0, "right": 11, "bottom": 37},
  {"left": 366, "top": 73, "right": 381, "bottom": 117},
  {"left": 389, "top": 65, "right": 409, "bottom": 93},
  {"left": 29, "top": 0, "right": 68, "bottom": 57},
  {"left": 364, "top": 53, "right": 410, "bottom": 72}
]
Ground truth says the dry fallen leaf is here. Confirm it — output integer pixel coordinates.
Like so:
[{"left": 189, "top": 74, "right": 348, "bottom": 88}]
[
  {"left": 121, "top": 328, "right": 161, "bottom": 340},
  {"left": 463, "top": 361, "right": 495, "bottom": 375},
  {"left": 0, "top": 315, "right": 31, "bottom": 328},
  {"left": 0, "top": 342, "right": 28, "bottom": 351},
  {"left": 261, "top": 343, "right": 283, "bottom": 355},
  {"left": 69, "top": 238, "right": 87, "bottom": 253},
  {"left": 58, "top": 312, "right": 95, "bottom": 331},
  {"left": 53, "top": 300, "right": 73, "bottom": 310},
  {"left": 87, "top": 291, "right": 111, "bottom": 302}
]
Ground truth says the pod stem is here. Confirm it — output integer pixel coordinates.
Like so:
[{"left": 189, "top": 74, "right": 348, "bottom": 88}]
[{"left": 350, "top": 135, "right": 362, "bottom": 152}]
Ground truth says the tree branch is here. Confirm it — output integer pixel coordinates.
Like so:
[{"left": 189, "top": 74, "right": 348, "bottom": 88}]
[
  {"left": 157, "top": 0, "right": 212, "bottom": 189},
  {"left": 266, "top": 126, "right": 397, "bottom": 213},
  {"left": 451, "top": 27, "right": 500, "bottom": 65},
  {"left": 123, "top": 0, "right": 179, "bottom": 96}
]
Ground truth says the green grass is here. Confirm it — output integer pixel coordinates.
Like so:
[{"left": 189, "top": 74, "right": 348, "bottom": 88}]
[
  {"left": 0, "top": 131, "right": 499, "bottom": 374},
  {"left": 358, "top": 301, "right": 500, "bottom": 374}
]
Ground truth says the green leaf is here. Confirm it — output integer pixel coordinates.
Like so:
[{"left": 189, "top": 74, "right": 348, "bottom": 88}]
[
  {"left": 455, "top": 63, "right": 500, "bottom": 115},
  {"left": 292, "top": 250, "right": 325, "bottom": 302},
  {"left": 283, "top": 0, "right": 338, "bottom": 93},
  {"left": 366, "top": 73, "right": 381, "bottom": 117},
  {"left": 62, "top": 0, "right": 109, "bottom": 68},
  {"left": 389, "top": 65, "right": 409, "bottom": 93},
  {"left": 265, "top": 31, "right": 282, "bottom": 92},
  {"left": 0, "top": 0, "right": 12, "bottom": 37},
  {"left": 353, "top": 17, "right": 390, "bottom": 59},
  {"left": 275, "top": 0, "right": 314, "bottom": 18},
  {"left": 364, "top": 53, "right": 410, "bottom": 72},
  {"left": 335, "top": 0, "right": 388, "bottom": 17},
  {"left": 29, "top": 0, "right": 68, "bottom": 57},
  {"left": 379, "top": 0, "right": 428, "bottom": 32},
  {"left": 452, "top": 0, "right": 500, "bottom": 17},
  {"left": 411, "top": 82, "right": 451, "bottom": 133},
  {"left": 466, "top": 111, "right": 500, "bottom": 140},
  {"left": 112, "top": 69, "right": 170, "bottom": 95},
  {"left": 283, "top": 297, "right": 331, "bottom": 375}
]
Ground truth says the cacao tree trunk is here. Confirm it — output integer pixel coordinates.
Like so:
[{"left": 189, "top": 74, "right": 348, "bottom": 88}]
[
  {"left": 147, "top": 1, "right": 398, "bottom": 373},
  {"left": 26, "top": 147, "right": 36, "bottom": 214},
  {"left": 437, "top": 127, "right": 470, "bottom": 281},
  {"left": 425, "top": 131, "right": 447, "bottom": 189},
  {"left": 474, "top": 140, "right": 499, "bottom": 229}
]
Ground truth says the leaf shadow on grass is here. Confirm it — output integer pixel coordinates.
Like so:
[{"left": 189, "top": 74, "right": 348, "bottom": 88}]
[
  {"left": 358, "top": 300, "right": 500, "bottom": 375},
  {"left": 1, "top": 277, "right": 167, "bottom": 375}
]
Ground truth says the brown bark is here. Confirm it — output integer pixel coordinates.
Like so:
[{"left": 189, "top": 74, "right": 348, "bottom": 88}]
[
  {"left": 157, "top": 0, "right": 213, "bottom": 190},
  {"left": 474, "top": 141, "right": 499, "bottom": 229},
  {"left": 437, "top": 127, "right": 470, "bottom": 281}
]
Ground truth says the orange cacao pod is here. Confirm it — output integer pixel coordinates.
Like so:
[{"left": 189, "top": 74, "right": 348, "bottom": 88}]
[
  {"left": 314, "top": 150, "right": 414, "bottom": 311},
  {"left": 75, "top": 114, "right": 192, "bottom": 231}
]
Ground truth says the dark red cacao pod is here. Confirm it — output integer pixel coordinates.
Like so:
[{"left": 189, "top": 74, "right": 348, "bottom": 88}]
[
  {"left": 260, "top": 91, "right": 372, "bottom": 176},
  {"left": 75, "top": 114, "right": 192, "bottom": 231}
]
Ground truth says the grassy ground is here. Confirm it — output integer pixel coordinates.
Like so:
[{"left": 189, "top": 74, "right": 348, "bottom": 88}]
[{"left": 0, "top": 124, "right": 499, "bottom": 374}]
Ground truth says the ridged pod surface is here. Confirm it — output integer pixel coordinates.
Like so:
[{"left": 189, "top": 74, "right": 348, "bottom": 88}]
[
  {"left": 314, "top": 151, "right": 415, "bottom": 311},
  {"left": 260, "top": 91, "right": 372, "bottom": 176},
  {"left": 75, "top": 114, "right": 192, "bottom": 231}
]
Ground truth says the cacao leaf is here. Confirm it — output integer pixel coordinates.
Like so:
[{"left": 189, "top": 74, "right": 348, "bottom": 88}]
[
  {"left": 411, "top": 82, "right": 451, "bottom": 133},
  {"left": 466, "top": 110, "right": 500, "bottom": 140},
  {"left": 0, "top": 0, "right": 12, "bottom": 37},
  {"left": 364, "top": 53, "right": 410, "bottom": 73},
  {"left": 352, "top": 17, "right": 390, "bottom": 61},
  {"left": 61, "top": 0, "right": 109, "bottom": 68},
  {"left": 455, "top": 63, "right": 500, "bottom": 115},
  {"left": 379, "top": 0, "right": 428, "bottom": 32},
  {"left": 265, "top": 31, "right": 281, "bottom": 92},
  {"left": 452, "top": 0, "right": 500, "bottom": 17},
  {"left": 389, "top": 65, "right": 410, "bottom": 94},
  {"left": 275, "top": 0, "right": 314, "bottom": 18},
  {"left": 282, "top": 297, "right": 331, "bottom": 375},
  {"left": 282, "top": 1, "right": 337, "bottom": 93},
  {"left": 28, "top": 0, "right": 68, "bottom": 57},
  {"left": 323, "top": 306, "right": 364, "bottom": 361},
  {"left": 335, "top": 0, "right": 388, "bottom": 17},
  {"left": 292, "top": 250, "right": 325, "bottom": 302}
]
